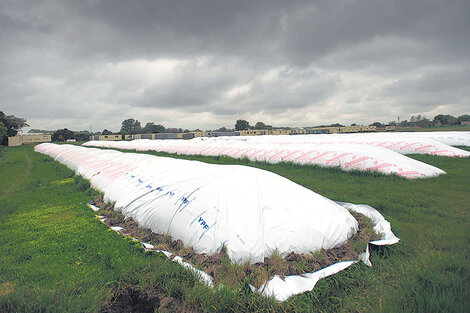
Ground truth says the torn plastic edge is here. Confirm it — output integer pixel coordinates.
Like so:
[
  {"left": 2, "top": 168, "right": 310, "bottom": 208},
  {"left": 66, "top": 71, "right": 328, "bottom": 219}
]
[
  {"left": 88, "top": 201, "right": 399, "bottom": 301},
  {"left": 256, "top": 201, "right": 399, "bottom": 301},
  {"left": 90, "top": 204, "right": 214, "bottom": 287}
]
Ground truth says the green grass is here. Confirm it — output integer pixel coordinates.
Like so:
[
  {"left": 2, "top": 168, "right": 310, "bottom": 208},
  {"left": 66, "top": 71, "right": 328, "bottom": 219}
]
[
  {"left": 1, "top": 145, "right": 469, "bottom": 312},
  {"left": 395, "top": 125, "right": 470, "bottom": 132}
]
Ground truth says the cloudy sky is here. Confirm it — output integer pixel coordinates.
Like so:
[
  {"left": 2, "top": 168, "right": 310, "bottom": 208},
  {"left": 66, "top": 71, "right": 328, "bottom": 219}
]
[{"left": 2, "top": 0, "right": 469, "bottom": 132}]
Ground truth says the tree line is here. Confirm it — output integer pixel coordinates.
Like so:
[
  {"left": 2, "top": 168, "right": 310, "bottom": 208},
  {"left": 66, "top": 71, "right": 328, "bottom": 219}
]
[
  {"left": 1, "top": 112, "right": 470, "bottom": 145},
  {"left": 380, "top": 114, "right": 470, "bottom": 128}
]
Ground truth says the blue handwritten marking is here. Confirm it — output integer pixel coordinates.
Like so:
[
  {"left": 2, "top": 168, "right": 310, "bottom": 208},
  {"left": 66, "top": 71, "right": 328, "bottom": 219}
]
[
  {"left": 146, "top": 184, "right": 152, "bottom": 189},
  {"left": 179, "top": 197, "right": 195, "bottom": 212},
  {"left": 198, "top": 222, "right": 216, "bottom": 240},
  {"left": 197, "top": 217, "right": 210, "bottom": 230},
  {"left": 165, "top": 191, "right": 175, "bottom": 197},
  {"left": 174, "top": 195, "right": 187, "bottom": 205},
  {"left": 190, "top": 210, "right": 207, "bottom": 226},
  {"left": 236, "top": 234, "right": 246, "bottom": 245},
  {"left": 150, "top": 186, "right": 163, "bottom": 194},
  {"left": 216, "top": 240, "right": 228, "bottom": 252}
]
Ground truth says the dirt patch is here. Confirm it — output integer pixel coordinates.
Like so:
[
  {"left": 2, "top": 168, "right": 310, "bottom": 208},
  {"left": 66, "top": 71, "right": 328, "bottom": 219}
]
[
  {"left": 100, "top": 284, "right": 199, "bottom": 313},
  {"left": 93, "top": 195, "right": 380, "bottom": 289}
]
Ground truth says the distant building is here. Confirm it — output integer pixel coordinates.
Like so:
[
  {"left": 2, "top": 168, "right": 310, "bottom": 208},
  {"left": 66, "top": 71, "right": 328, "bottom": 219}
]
[
  {"left": 126, "top": 131, "right": 207, "bottom": 140},
  {"left": 91, "top": 125, "right": 379, "bottom": 142},
  {"left": 265, "top": 129, "right": 294, "bottom": 135},
  {"left": 306, "top": 128, "right": 330, "bottom": 134},
  {"left": 8, "top": 133, "right": 51, "bottom": 146},
  {"left": 190, "top": 131, "right": 206, "bottom": 138},
  {"left": 89, "top": 134, "right": 122, "bottom": 141},
  {"left": 461, "top": 121, "right": 470, "bottom": 126},
  {"left": 306, "top": 125, "right": 376, "bottom": 134},
  {"left": 237, "top": 130, "right": 267, "bottom": 136},
  {"left": 206, "top": 131, "right": 239, "bottom": 137},
  {"left": 153, "top": 133, "right": 179, "bottom": 140}
]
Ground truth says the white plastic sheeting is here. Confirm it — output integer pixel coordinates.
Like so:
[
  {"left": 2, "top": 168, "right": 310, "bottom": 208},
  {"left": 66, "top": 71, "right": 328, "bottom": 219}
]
[
  {"left": 259, "top": 201, "right": 399, "bottom": 301},
  {"left": 91, "top": 200, "right": 398, "bottom": 301},
  {"left": 399, "top": 131, "right": 470, "bottom": 147},
  {"left": 35, "top": 143, "right": 360, "bottom": 263},
  {"left": 201, "top": 133, "right": 470, "bottom": 157},
  {"left": 84, "top": 139, "right": 445, "bottom": 179},
  {"left": 92, "top": 207, "right": 216, "bottom": 287}
]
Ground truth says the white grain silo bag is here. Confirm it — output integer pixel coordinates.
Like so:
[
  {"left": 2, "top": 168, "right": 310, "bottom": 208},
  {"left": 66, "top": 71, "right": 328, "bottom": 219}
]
[
  {"left": 402, "top": 131, "right": 470, "bottom": 147},
  {"left": 35, "top": 143, "right": 358, "bottom": 263},
  {"left": 227, "top": 133, "right": 470, "bottom": 157},
  {"left": 84, "top": 139, "right": 446, "bottom": 178}
]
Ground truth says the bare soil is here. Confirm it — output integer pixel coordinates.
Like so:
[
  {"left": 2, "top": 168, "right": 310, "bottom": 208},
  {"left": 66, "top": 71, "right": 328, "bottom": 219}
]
[
  {"left": 92, "top": 195, "right": 380, "bottom": 290},
  {"left": 101, "top": 284, "right": 201, "bottom": 313}
]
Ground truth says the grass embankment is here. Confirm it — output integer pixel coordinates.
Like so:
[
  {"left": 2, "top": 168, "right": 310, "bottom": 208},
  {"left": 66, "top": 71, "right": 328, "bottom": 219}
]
[{"left": 1, "top": 145, "right": 469, "bottom": 312}]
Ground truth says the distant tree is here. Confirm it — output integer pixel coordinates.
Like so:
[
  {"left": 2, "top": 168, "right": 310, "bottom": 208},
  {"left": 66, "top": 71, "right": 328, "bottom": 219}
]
[
  {"left": 165, "top": 128, "right": 181, "bottom": 133},
  {"left": 398, "top": 119, "right": 409, "bottom": 127},
  {"left": 28, "top": 129, "right": 53, "bottom": 134},
  {"left": 0, "top": 121, "right": 7, "bottom": 145},
  {"left": 254, "top": 121, "right": 273, "bottom": 130},
  {"left": 370, "top": 122, "right": 385, "bottom": 128},
  {"left": 330, "top": 123, "right": 345, "bottom": 127},
  {"left": 433, "top": 114, "right": 458, "bottom": 125},
  {"left": 416, "top": 116, "right": 432, "bottom": 127},
  {"left": 52, "top": 128, "right": 74, "bottom": 142},
  {"left": 142, "top": 123, "right": 165, "bottom": 134},
  {"left": 102, "top": 129, "right": 113, "bottom": 135},
  {"left": 351, "top": 123, "right": 357, "bottom": 126},
  {"left": 254, "top": 122, "right": 266, "bottom": 129},
  {"left": 235, "top": 119, "right": 250, "bottom": 131},
  {"left": 120, "top": 118, "right": 142, "bottom": 134},
  {"left": 0, "top": 111, "right": 29, "bottom": 145},
  {"left": 74, "top": 131, "right": 91, "bottom": 142},
  {"left": 0, "top": 111, "right": 29, "bottom": 146},
  {"left": 217, "top": 127, "right": 228, "bottom": 132},
  {"left": 458, "top": 114, "right": 470, "bottom": 122},
  {"left": 388, "top": 121, "right": 397, "bottom": 126}
]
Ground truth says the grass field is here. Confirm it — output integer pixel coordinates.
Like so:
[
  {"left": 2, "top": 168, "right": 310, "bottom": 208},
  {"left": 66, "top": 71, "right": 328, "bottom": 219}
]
[
  {"left": 1, "top": 144, "right": 469, "bottom": 312},
  {"left": 395, "top": 125, "right": 470, "bottom": 132}
]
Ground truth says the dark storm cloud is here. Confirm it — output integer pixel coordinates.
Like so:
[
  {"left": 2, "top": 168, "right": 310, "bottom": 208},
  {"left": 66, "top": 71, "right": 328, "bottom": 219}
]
[
  {"left": 1, "top": 0, "right": 469, "bottom": 131},
  {"left": 381, "top": 69, "right": 470, "bottom": 112}
]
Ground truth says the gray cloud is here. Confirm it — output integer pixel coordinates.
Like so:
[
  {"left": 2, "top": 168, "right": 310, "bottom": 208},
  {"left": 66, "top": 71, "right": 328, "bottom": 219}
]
[{"left": 1, "top": 0, "right": 469, "bottom": 131}]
